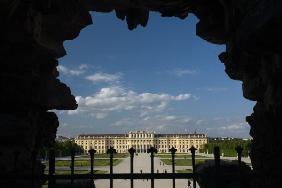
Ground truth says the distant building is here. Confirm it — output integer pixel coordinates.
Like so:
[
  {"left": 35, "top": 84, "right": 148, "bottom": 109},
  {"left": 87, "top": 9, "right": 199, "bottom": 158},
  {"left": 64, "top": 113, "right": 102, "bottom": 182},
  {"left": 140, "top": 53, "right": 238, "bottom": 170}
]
[
  {"left": 74, "top": 131, "right": 208, "bottom": 153},
  {"left": 209, "top": 137, "right": 251, "bottom": 141}
]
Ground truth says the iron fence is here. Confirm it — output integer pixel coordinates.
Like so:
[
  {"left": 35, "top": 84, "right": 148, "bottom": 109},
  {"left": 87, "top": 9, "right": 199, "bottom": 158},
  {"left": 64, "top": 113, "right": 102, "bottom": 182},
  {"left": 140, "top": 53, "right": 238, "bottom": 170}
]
[{"left": 43, "top": 145, "right": 246, "bottom": 188}]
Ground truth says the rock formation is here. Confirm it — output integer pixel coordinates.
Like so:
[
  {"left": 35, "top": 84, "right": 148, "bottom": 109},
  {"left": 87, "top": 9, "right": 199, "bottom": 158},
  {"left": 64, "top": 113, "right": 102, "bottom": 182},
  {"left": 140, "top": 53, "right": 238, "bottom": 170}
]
[{"left": 1, "top": 0, "right": 282, "bottom": 187}]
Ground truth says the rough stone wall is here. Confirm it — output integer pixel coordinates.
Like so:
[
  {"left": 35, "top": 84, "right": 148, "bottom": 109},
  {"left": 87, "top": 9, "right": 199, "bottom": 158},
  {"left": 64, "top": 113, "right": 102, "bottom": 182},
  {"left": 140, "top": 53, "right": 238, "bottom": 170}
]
[
  {"left": 216, "top": 1, "right": 282, "bottom": 187},
  {"left": 1, "top": 0, "right": 282, "bottom": 187},
  {"left": 0, "top": 0, "right": 90, "bottom": 187}
]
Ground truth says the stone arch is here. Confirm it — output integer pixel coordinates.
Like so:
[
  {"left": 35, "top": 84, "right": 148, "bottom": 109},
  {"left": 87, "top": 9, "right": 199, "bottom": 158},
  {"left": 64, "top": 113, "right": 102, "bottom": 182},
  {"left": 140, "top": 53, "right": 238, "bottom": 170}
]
[{"left": 1, "top": 0, "right": 282, "bottom": 187}]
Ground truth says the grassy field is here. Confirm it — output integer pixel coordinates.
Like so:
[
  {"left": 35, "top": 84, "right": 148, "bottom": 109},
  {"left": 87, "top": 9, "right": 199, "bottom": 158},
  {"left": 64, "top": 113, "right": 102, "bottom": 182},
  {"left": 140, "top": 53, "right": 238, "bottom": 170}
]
[
  {"left": 176, "top": 169, "right": 193, "bottom": 173},
  {"left": 160, "top": 159, "right": 205, "bottom": 166},
  {"left": 44, "top": 159, "right": 123, "bottom": 167},
  {"left": 44, "top": 170, "right": 107, "bottom": 175},
  {"left": 42, "top": 170, "right": 107, "bottom": 188},
  {"left": 76, "top": 153, "right": 129, "bottom": 158},
  {"left": 156, "top": 154, "right": 207, "bottom": 159},
  {"left": 55, "top": 170, "right": 107, "bottom": 175}
]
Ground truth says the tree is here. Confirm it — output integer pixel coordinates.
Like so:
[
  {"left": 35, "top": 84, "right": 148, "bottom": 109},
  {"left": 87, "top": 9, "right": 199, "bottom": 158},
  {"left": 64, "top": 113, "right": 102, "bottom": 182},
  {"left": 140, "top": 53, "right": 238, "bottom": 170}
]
[
  {"left": 40, "top": 140, "right": 84, "bottom": 158},
  {"left": 203, "top": 138, "right": 251, "bottom": 157}
]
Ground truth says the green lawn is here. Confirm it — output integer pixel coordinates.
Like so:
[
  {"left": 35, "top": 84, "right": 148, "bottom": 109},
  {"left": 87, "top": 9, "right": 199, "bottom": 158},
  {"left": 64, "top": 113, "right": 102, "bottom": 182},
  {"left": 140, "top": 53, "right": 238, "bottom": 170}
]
[
  {"left": 44, "top": 159, "right": 123, "bottom": 167},
  {"left": 55, "top": 170, "right": 107, "bottom": 175},
  {"left": 76, "top": 153, "right": 129, "bottom": 158},
  {"left": 176, "top": 169, "right": 193, "bottom": 173},
  {"left": 160, "top": 159, "right": 205, "bottom": 166},
  {"left": 96, "top": 153, "right": 129, "bottom": 158},
  {"left": 42, "top": 170, "right": 107, "bottom": 187},
  {"left": 44, "top": 170, "right": 107, "bottom": 175},
  {"left": 156, "top": 154, "right": 207, "bottom": 159}
]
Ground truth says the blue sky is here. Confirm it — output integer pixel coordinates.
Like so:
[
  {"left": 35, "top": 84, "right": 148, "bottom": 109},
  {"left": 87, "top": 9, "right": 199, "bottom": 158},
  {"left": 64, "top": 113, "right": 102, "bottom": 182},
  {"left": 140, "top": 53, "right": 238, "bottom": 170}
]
[{"left": 56, "top": 12, "right": 255, "bottom": 138}]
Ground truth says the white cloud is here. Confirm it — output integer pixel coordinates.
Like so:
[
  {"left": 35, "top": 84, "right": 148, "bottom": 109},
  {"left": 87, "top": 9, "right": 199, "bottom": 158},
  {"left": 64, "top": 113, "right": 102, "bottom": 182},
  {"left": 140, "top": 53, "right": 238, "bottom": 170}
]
[
  {"left": 195, "top": 119, "right": 205, "bottom": 125},
  {"left": 79, "top": 64, "right": 88, "bottom": 70},
  {"left": 85, "top": 72, "right": 122, "bottom": 84},
  {"left": 112, "top": 118, "right": 132, "bottom": 127},
  {"left": 59, "top": 109, "right": 250, "bottom": 137},
  {"left": 111, "top": 115, "right": 202, "bottom": 133},
  {"left": 204, "top": 119, "right": 250, "bottom": 138},
  {"left": 93, "top": 112, "right": 107, "bottom": 119},
  {"left": 68, "top": 86, "right": 193, "bottom": 117},
  {"left": 164, "top": 115, "right": 177, "bottom": 121},
  {"left": 57, "top": 64, "right": 88, "bottom": 76},
  {"left": 67, "top": 108, "right": 86, "bottom": 115},
  {"left": 170, "top": 68, "right": 197, "bottom": 77},
  {"left": 61, "top": 123, "right": 68, "bottom": 127},
  {"left": 197, "top": 87, "right": 227, "bottom": 92},
  {"left": 219, "top": 123, "right": 247, "bottom": 130}
]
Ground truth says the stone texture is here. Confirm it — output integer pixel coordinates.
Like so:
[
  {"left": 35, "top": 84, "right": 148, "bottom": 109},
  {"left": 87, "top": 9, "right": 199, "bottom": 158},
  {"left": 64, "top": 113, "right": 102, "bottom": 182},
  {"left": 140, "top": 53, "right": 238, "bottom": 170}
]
[
  {"left": 0, "top": 0, "right": 90, "bottom": 187},
  {"left": 1, "top": 0, "right": 282, "bottom": 187}
]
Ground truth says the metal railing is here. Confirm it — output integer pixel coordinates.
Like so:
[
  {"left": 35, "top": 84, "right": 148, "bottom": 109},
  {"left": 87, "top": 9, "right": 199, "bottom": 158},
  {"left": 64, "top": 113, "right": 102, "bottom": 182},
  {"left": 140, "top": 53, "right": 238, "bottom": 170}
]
[{"left": 44, "top": 145, "right": 246, "bottom": 188}]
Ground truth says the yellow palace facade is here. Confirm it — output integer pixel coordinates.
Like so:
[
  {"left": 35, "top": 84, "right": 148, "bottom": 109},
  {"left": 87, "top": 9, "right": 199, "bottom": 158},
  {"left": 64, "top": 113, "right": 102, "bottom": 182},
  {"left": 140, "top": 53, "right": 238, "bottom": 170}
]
[{"left": 75, "top": 131, "right": 208, "bottom": 153}]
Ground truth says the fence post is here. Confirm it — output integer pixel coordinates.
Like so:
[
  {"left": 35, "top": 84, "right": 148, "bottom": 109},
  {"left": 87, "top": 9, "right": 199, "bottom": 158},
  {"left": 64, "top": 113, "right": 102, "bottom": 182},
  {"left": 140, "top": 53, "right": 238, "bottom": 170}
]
[
  {"left": 169, "top": 147, "right": 177, "bottom": 188},
  {"left": 235, "top": 146, "right": 243, "bottom": 167},
  {"left": 189, "top": 146, "right": 197, "bottom": 188},
  {"left": 48, "top": 149, "right": 56, "bottom": 188},
  {"left": 213, "top": 146, "right": 220, "bottom": 188},
  {"left": 107, "top": 147, "right": 117, "bottom": 188},
  {"left": 147, "top": 147, "right": 157, "bottom": 188},
  {"left": 88, "top": 148, "right": 96, "bottom": 181},
  {"left": 235, "top": 146, "right": 243, "bottom": 186},
  {"left": 70, "top": 147, "right": 76, "bottom": 187},
  {"left": 128, "top": 147, "right": 136, "bottom": 188}
]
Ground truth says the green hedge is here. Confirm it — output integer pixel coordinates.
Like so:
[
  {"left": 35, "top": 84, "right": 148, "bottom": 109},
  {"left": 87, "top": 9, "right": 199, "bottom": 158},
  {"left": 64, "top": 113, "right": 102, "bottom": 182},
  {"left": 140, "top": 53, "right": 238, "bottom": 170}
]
[
  {"left": 203, "top": 139, "right": 251, "bottom": 157},
  {"left": 44, "top": 159, "right": 123, "bottom": 167},
  {"left": 160, "top": 159, "right": 205, "bottom": 166}
]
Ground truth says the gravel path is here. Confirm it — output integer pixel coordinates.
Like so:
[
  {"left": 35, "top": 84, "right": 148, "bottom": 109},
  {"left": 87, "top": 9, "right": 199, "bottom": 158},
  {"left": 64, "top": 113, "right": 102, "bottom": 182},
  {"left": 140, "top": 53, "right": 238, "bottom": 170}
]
[
  {"left": 95, "top": 153, "right": 197, "bottom": 188},
  {"left": 52, "top": 153, "right": 251, "bottom": 187}
]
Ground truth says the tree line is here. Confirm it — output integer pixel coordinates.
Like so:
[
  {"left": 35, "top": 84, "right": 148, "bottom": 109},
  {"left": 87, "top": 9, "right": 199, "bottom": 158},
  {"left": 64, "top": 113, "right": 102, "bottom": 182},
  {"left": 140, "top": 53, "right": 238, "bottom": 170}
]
[
  {"left": 40, "top": 140, "right": 84, "bottom": 158},
  {"left": 200, "top": 138, "right": 251, "bottom": 157}
]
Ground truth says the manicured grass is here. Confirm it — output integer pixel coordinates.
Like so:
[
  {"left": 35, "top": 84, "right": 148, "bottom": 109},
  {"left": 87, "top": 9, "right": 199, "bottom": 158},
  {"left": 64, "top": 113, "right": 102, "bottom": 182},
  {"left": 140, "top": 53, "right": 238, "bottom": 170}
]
[
  {"left": 176, "top": 169, "right": 193, "bottom": 173},
  {"left": 55, "top": 170, "right": 107, "bottom": 175},
  {"left": 76, "top": 153, "right": 129, "bottom": 158},
  {"left": 42, "top": 170, "right": 107, "bottom": 187},
  {"left": 160, "top": 159, "right": 205, "bottom": 166},
  {"left": 95, "top": 153, "right": 129, "bottom": 158},
  {"left": 44, "top": 159, "right": 123, "bottom": 167},
  {"left": 44, "top": 170, "right": 107, "bottom": 175},
  {"left": 156, "top": 154, "right": 207, "bottom": 158}
]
